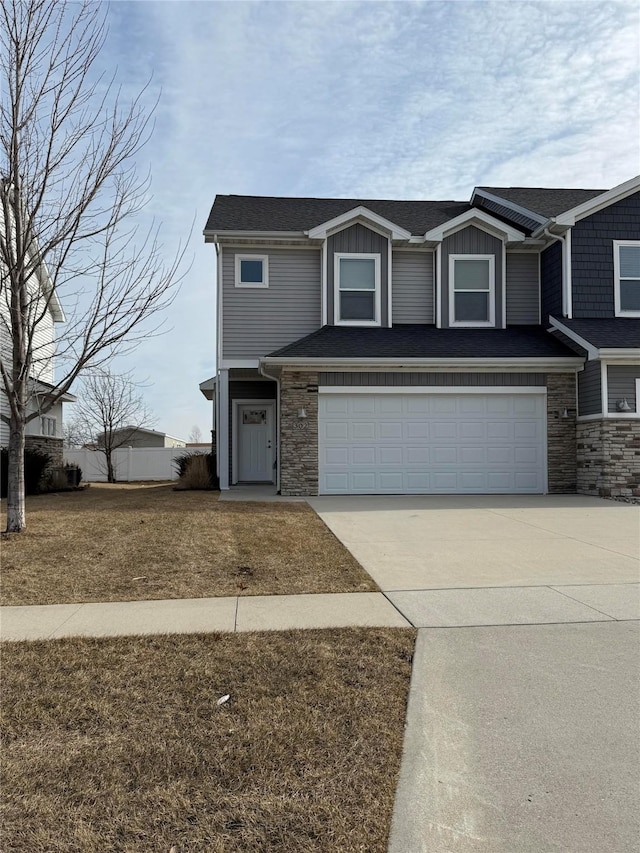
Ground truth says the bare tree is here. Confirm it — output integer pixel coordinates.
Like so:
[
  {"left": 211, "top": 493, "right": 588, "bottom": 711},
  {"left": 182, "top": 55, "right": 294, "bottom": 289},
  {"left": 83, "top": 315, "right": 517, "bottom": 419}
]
[
  {"left": 0, "top": 0, "right": 188, "bottom": 531},
  {"left": 62, "top": 418, "right": 86, "bottom": 449},
  {"left": 188, "top": 425, "right": 203, "bottom": 444},
  {"left": 73, "top": 371, "right": 154, "bottom": 483}
]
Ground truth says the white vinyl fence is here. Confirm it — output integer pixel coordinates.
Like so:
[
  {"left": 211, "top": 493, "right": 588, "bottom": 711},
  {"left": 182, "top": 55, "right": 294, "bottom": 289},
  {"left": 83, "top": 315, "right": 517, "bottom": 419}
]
[{"left": 64, "top": 447, "right": 181, "bottom": 482}]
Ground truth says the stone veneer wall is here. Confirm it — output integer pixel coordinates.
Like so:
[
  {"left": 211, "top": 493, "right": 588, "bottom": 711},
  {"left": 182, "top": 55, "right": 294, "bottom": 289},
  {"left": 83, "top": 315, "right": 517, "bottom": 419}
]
[
  {"left": 577, "top": 419, "right": 640, "bottom": 497},
  {"left": 546, "top": 374, "right": 577, "bottom": 493},
  {"left": 24, "top": 435, "right": 64, "bottom": 467},
  {"left": 279, "top": 370, "right": 319, "bottom": 496}
]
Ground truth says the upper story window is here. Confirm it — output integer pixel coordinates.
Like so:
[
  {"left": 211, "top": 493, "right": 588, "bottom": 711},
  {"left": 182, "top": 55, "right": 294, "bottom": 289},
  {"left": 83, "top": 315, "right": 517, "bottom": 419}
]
[
  {"left": 335, "top": 253, "right": 380, "bottom": 325},
  {"left": 449, "top": 255, "right": 495, "bottom": 327},
  {"left": 614, "top": 241, "right": 640, "bottom": 316},
  {"left": 235, "top": 254, "right": 268, "bottom": 288},
  {"left": 41, "top": 416, "right": 56, "bottom": 436}
]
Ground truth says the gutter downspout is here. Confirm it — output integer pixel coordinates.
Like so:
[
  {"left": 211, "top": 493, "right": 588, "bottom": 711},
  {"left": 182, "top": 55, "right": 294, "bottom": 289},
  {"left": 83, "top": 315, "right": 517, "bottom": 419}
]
[
  {"left": 543, "top": 227, "right": 571, "bottom": 318},
  {"left": 258, "top": 360, "right": 281, "bottom": 493}
]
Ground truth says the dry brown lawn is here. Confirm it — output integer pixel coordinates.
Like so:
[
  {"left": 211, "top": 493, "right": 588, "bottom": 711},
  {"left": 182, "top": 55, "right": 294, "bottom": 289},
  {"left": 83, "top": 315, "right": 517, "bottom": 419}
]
[
  {"left": 0, "top": 483, "right": 376, "bottom": 606},
  {"left": 1, "top": 628, "right": 415, "bottom": 853}
]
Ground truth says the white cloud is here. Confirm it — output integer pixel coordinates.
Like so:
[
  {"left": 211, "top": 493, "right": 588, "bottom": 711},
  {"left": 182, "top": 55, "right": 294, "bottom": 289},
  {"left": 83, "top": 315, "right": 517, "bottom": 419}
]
[{"left": 78, "top": 0, "right": 640, "bottom": 438}]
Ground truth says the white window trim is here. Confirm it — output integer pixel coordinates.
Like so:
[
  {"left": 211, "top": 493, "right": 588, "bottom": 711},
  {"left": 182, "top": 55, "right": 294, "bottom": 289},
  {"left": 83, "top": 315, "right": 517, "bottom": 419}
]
[
  {"left": 448, "top": 254, "right": 496, "bottom": 327},
  {"left": 613, "top": 240, "right": 640, "bottom": 317},
  {"left": 334, "top": 252, "right": 381, "bottom": 327},
  {"left": 235, "top": 254, "right": 269, "bottom": 289}
]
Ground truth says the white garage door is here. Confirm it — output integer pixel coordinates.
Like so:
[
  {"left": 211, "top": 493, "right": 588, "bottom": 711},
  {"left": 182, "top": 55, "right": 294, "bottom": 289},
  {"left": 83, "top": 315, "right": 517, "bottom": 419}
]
[{"left": 318, "top": 392, "right": 546, "bottom": 495}]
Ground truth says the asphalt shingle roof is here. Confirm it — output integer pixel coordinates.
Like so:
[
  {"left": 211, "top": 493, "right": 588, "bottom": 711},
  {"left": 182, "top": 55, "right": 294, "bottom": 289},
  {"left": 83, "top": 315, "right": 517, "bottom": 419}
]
[
  {"left": 476, "top": 187, "right": 605, "bottom": 219},
  {"left": 205, "top": 186, "right": 609, "bottom": 235},
  {"left": 553, "top": 318, "right": 640, "bottom": 349},
  {"left": 205, "top": 196, "right": 470, "bottom": 235},
  {"left": 266, "top": 325, "right": 579, "bottom": 360}
]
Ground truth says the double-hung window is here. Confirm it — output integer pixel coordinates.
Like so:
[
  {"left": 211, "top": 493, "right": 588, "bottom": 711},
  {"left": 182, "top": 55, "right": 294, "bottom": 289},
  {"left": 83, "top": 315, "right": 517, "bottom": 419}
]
[
  {"left": 449, "top": 255, "right": 495, "bottom": 326},
  {"left": 614, "top": 241, "right": 640, "bottom": 316},
  {"left": 335, "top": 253, "right": 380, "bottom": 325},
  {"left": 235, "top": 254, "right": 268, "bottom": 288},
  {"left": 41, "top": 416, "right": 56, "bottom": 437}
]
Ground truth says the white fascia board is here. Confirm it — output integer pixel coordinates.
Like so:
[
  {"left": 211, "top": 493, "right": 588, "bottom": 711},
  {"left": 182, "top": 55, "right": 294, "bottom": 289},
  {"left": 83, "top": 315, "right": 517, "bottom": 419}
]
[
  {"left": 204, "top": 229, "right": 307, "bottom": 241},
  {"left": 261, "top": 356, "right": 583, "bottom": 371},
  {"left": 470, "top": 189, "right": 547, "bottom": 224},
  {"left": 548, "top": 317, "right": 598, "bottom": 359},
  {"left": 306, "top": 206, "right": 411, "bottom": 241},
  {"left": 554, "top": 175, "right": 640, "bottom": 226},
  {"left": 598, "top": 349, "right": 640, "bottom": 363},
  {"left": 424, "top": 209, "right": 526, "bottom": 242},
  {"left": 320, "top": 385, "right": 547, "bottom": 395}
]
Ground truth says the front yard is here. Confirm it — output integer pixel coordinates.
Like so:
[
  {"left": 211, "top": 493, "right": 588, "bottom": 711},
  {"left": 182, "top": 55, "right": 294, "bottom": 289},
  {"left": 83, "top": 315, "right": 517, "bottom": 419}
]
[
  {"left": 1, "top": 628, "right": 415, "bottom": 852},
  {"left": 1, "top": 484, "right": 376, "bottom": 605}
]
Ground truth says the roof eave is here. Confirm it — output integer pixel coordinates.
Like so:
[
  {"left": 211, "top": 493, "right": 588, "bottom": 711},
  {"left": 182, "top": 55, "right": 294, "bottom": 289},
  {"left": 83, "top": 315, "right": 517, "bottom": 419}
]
[{"left": 261, "top": 356, "right": 583, "bottom": 371}]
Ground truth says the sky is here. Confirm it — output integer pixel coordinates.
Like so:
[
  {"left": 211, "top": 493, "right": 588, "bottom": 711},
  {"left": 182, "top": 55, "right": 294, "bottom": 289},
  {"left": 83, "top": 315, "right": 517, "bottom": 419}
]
[{"left": 66, "top": 0, "right": 640, "bottom": 441}]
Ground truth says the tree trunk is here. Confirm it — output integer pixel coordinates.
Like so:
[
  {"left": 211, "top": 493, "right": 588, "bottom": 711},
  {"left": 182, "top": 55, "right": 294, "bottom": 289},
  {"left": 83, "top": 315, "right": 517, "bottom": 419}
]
[
  {"left": 106, "top": 451, "right": 115, "bottom": 483},
  {"left": 6, "top": 415, "right": 26, "bottom": 532}
]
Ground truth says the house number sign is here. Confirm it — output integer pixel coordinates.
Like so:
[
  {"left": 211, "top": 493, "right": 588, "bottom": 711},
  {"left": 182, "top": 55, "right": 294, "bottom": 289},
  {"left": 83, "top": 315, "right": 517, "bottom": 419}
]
[{"left": 293, "top": 421, "right": 309, "bottom": 431}]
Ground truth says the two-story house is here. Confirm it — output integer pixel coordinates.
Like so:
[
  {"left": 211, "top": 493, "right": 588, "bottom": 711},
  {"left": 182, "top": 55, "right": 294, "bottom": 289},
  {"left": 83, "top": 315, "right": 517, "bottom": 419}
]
[{"left": 202, "top": 175, "right": 639, "bottom": 498}]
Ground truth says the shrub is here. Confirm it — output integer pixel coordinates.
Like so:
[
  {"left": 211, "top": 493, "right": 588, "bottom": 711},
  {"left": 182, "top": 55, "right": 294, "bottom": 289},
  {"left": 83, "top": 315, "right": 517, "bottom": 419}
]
[
  {"left": 173, "top": 451, "right": 218, "bottom": 490},
  {"left": 44, "top": 463, "right": 83, "bottom": 492},
  {"left": 1, "top": 446, "right": 52, "bottom": 498}
]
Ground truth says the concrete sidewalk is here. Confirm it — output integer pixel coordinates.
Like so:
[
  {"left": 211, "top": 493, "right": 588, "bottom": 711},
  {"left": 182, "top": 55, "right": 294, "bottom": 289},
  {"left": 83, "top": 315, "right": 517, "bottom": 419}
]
[
  {"left": 0, "top": 591, "right": 410, "bottom": 641},
  {"left": 2, "top": 583, "right": 637, "bottom": 641}
]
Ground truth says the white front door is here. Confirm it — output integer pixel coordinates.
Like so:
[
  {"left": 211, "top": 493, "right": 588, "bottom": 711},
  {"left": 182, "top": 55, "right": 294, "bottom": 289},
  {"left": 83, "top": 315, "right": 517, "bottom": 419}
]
[{"left": 237, "top": 403, "right": 274, "bottom": 482}]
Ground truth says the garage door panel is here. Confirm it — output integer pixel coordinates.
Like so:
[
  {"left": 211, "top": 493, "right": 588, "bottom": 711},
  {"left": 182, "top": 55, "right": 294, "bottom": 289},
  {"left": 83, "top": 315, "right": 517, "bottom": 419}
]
[{"left": 319, "top": 393, "right": 546, "bottom": 495}]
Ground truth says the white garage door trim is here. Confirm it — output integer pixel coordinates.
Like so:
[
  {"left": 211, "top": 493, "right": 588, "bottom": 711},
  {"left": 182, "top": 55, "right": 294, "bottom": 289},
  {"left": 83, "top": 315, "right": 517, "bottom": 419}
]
[{"left": 318, "top": 387, "right": 548, "bottom": 495}]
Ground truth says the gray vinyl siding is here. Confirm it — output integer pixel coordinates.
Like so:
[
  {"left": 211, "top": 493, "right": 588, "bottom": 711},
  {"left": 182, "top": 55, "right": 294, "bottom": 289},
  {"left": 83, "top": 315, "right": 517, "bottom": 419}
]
[
  {"left": 228, "top": 379, "right": 277, "bottom": 482},
  {"left": 506, "top": 253, "right": 539, "bottom": 324},
  {"left": 327, "top": 223, "right": 389, "bottom": 326},
  {"left": 222, "top": 247, "right": 321, "bottom": 359},
  {"left": 392, "top": 251, "right": 434, "bottom": 323},
  {"left": 577, "top": 361, "right": 602, "bottom": 416},
  {"left": 571, "top": 192, "right": 640, "bottom": 318},
  {"left": 607, "top": 364, "right": 640, "bottom": 413},
  {"left": 440, "top": 226, "right": 504, "bottom": 328},
  {"left": 319, "top": 372, "right": 545, "bottom": 386}
]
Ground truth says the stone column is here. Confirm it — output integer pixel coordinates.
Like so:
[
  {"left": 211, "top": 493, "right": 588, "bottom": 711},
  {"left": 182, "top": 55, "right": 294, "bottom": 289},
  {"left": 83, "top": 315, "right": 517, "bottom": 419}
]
[
  {"left": 546, "top": 374, "right": 577, "bottom": 493},
  {"left": 279, "top": 370, "right": 318, "bottom": 496}
]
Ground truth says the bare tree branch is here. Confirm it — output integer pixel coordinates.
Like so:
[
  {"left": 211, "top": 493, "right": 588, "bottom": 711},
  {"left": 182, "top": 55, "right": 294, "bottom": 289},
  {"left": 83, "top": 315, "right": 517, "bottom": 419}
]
[{"left": 0, "top": 0, "right": 189, "bottom": 531}]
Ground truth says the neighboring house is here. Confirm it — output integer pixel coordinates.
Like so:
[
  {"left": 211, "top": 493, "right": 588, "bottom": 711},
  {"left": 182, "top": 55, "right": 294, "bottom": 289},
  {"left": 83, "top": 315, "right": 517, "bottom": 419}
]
[
  {"left": 201, "top": 175, "right": 639, "bottom": 497},
  {"left": 95, "top": 426, "right": 186, "bottom": 449},
  {"left": 0, "top": 184, "right": 75, "bottom": 462}
]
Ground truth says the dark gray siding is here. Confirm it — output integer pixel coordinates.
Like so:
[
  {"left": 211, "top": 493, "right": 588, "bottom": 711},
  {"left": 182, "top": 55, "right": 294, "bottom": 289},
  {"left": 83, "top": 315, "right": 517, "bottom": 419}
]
[
  {"left": 440, "top": 226, "right": 504, "bottom": 328},
  {"left": 392, "top": 251, "right": 434, "bottom": 323},
  {"left": 228, "top": 379, "right": 277, "bottom": 482},
  {"left": 222, "top": 247, "right": 321, "bottom": 358},
  {"left": 572, "top": 192, "right": 640, "bottom": 318},
  {"left": 327, "top": 223, "right": 389, "bottom": 326},
  {"left": 319, "top": 372, "right": 545, "bottom": 386},
  {"left": 506, "top": 253, "right": 539, "bottom": 324},
  {"left": 607, "top": 364, "right": 640, "bottom": 412},
  {"left": 541, "top": 241, "right": 563, "bottom": 322},
  {"left": 577, "top": 361, "right": 602, "bottom": 416}
]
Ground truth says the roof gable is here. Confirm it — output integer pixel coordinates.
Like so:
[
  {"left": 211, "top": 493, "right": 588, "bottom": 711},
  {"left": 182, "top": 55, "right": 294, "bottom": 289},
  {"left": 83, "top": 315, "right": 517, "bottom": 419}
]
[{"left": 306, "top": 206, "right": 411, "bottom": 240}]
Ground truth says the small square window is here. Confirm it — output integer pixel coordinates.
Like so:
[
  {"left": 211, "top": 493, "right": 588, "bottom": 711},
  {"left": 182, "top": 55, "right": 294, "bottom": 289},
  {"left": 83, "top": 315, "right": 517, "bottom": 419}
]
[
  {"left": 615, "top": 242, "right": 640, "bottom": 316},
  {"left": 235, "top": 255, "right": 268, "bottom": 288}
]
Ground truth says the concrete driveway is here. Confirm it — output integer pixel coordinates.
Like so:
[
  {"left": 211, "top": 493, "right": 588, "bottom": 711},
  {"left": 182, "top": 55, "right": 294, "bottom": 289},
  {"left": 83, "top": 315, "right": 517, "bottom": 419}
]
[
  {"left": 310, "top": 495, "right": 640, "bottom": 628},
  {"left": 310, "top": 494, "right": 640, "bottom": 851}
]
